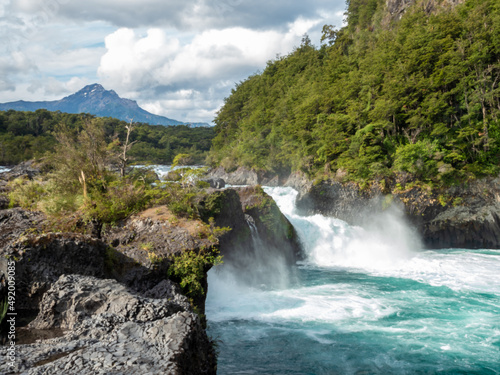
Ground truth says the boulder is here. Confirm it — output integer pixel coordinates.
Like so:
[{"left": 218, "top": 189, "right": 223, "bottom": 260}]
[
  {"left": 0, "top": 160, "right": 41, "bottom": 181},
  {"left": 201, "top": 177, "right": 225, "bottom": 189},
  {"left": 206, "top": 166, "right": 258, "bottom": 185},
  {"left": 1, "top": 275, "right": 215, "bottom": 375}
]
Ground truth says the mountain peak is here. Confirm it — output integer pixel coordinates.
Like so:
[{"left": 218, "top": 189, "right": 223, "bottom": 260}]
[
  {"left": 78, "top": 83, "right": 105, "bottom": 93},
  {"left": 73, "top": 83, "right": 119, "bottom": 99},
  {"left": 0, "top": 84, "right": 211, "bottom": 127}
]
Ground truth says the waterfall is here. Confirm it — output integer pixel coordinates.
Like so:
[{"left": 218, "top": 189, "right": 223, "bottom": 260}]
[
  {"left": 264, "top": 186, "right": 421, "bottom": 272},
  {"left": 207, "top": 187, "right": 500, "bottom": 375},
  {"left": 214, "top": 212, "right": 293, "bottom": 290}
]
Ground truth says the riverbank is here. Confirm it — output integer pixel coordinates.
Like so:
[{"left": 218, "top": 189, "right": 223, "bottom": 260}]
[
  {"left": 0, "top": 162, "right": 301, "bottom": 374},
  {"left": 207, "top": 166, "right": 500, "bottom": 249}
]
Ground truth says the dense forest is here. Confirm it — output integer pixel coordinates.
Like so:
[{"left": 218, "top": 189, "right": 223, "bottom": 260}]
[
  {"left": 208, "top": 0, "right": 500, "bottom": 185},
  {"left": 0, "top": 109, "right": 214, "bottom": 165}
]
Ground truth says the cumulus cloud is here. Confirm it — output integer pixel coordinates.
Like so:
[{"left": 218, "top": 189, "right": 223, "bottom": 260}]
[
  {"left": 97, "top": 17, "right": 328, "bottom": 122},
  {"left": 1, "top": 0, "right": 347, "bottom": 122}
]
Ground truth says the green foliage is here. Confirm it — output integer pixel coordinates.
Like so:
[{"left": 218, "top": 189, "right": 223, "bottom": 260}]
[
  {"left": 209, "top": 0, "right": 500, "bottom": 186},
  {"left": 168, "top": 248, "right": 223, "bottom": 298},
  {"left": 0, "top": 109, "right": 214, "bottom": 166},
  {"left": 393, "top": 140, "right": 440, "bottom": 180},
  {"left": 172, "top": 153, "right": 194, "bottom": 167},
  {"left": 6, "top": 121, "right": 215, "bottom": 235},
  {"left": 8, "top": 178, "right": 46, "bottom": 209}
]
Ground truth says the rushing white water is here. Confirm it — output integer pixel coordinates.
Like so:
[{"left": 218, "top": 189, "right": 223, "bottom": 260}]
[
  {"left": 132, "top": 164, "right": 204, "bottom": 179},
  {"left": 206, "top": 187, "right": 500, "bottom": 374}
]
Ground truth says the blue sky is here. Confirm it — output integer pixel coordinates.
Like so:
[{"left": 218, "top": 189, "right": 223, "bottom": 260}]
[{"left": 0, "top": 0, "right": 346, "bottom": 124}]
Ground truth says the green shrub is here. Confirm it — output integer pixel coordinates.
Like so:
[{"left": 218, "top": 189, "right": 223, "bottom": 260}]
[
  {"left": 393, "top": 140, "right": 440, "bottom": 181},
  {"left": 8, "top": 178, "right": 46, "bottom": 209},
  {"left": 168, "top": 248, "right": 223, "bottom": 298}
]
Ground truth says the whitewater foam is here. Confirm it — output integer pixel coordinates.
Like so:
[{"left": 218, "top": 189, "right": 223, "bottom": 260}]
[
  {"left": 206, "top": 187, "right": 500, "bottom": 374},
  {"left": 264, "top": 187, "right": 500, "bottom": 294}
]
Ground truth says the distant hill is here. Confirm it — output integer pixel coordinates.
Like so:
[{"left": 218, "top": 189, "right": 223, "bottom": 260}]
[{"left": 0, "top": 84, "right": 211, "bottom": 127}]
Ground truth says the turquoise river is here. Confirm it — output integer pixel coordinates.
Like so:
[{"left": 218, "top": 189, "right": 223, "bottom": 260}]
[{"left": 206, "top": 187, "right": 500, "bottom": 375}]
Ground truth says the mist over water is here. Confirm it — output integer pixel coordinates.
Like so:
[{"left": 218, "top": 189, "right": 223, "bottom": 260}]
[{"left": 206, "top": 187, "right": 500, "bottom": 375}]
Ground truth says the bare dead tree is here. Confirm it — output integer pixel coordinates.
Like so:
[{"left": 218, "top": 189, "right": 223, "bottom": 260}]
[{"left": 120, "top": 119, "right": 137, "bottom": 177}]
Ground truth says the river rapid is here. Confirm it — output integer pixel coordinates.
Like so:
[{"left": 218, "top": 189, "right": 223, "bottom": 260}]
[{"left": 206, "top": 187, "right": 500, "bottom": 375}]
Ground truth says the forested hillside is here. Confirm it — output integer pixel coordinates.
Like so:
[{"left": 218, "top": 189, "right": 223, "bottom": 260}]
[
  {"left": 209, "top": 0, "right": 500, "bottom": 185},
  {"left": 0, "top": 109, "right": 214, "bottom": 165}
]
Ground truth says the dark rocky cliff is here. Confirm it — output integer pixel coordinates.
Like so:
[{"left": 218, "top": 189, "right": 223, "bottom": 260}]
[
  {"left": 0, "top": 208, "right": 217, "bottom": 375},
  {"left": 199, "top": 187, "right": 302, "bottom": 287},
  {"left": 0, "top": 165, "right": 304, "bottom": 373},
  {"left": 293, "top": 176, "right": 500, "bottom": 249},
  {"left": 208, "top": 166, "right": 500, "bottom": 249}
]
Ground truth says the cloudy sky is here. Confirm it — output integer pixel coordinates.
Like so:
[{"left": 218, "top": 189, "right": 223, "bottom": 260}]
[{"left": 0, "top": 0, "right": 346, "bottom": 124}]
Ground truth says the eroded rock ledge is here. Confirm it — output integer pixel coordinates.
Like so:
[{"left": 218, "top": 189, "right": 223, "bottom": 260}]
[
  {"left": 0, "top": 210, "right": 217, "bottom": 375},
  {"left": 208, "top": 166, "right": 500, "bottom": 249},
  {"left": 0, "top": 163, "right": 303, "bottom": 374},
  {"left": 9, "top": 275, "right": 212, "bottom": 375},
  {"left": 294, "top": 177, "right": 500, "bottom": 249}
]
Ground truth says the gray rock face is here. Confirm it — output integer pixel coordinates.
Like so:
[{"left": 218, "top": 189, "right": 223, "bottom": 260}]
[
  {"left": 295, "top": 176, "right": 500, "bottom": 249},
  {"left": 0, "top": 160, "right": 41, "bottom": 181},
  {"left": 1, "top": 232, "right": 108, "bottom": 310},
  {"left": 423, "top": 204, "right": 500, "bottom": 249},
  {"left": 207, "top": 166, "right": 259, "bottom": 185},
  {"left": 0, "top": 208, "right": 45, "bottom": 250},
  {"left": 206, "top": 166, "right": 291, "bottom": 186},
  {"left": 200, "top": 187, "right": 303, "bottom": 288},
  {"left": 202, "top": 177, "right": 225, "bottom": 189},
  {"left": 295, "top": 181, "right": 383, "bottom": 224},
  {"left": 0, "top": 205, "right": 219, "bottom": 373},
  {"left": 0, "top": 275, "right": 215, "bottom": 375}
]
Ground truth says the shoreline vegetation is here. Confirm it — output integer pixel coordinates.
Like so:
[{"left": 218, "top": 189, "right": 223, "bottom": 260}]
[
  {"left": 0, "top": 115, "right": 227, "bottom": 317},
  {"left": 208, "top": 0, "right": 499, "bottom": 190},
  {"left": 0, "top": 109, "right": 215, "bottom": 166}
]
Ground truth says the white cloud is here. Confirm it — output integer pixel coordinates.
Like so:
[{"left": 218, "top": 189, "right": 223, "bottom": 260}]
[
  {"left": 8, "top": 0, "right": 342, "bottom": 31},
  {"left": 98, "top": 17, "right": 324, "bottom": 122},
  {"left": 0, "top": 0, "right": 347, "bottom": 123}
]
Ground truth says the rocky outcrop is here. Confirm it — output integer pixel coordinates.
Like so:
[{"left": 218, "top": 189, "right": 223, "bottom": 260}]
[
  {"left": 238, "top": 186, "right": 302, "bottom": 263},
  {"left": 0, "top": 160, "right": 41, "bottom": 181},
  {"left": 1, "top": 275, "right": 215, "bottom": 375},
  {"left": 207, "top": 166, "right": 290, "bottom": 186},
  {"left": 294, "top": 180, "right": 383, "bottom": 224},
  {"left": 199, "top": 187, "right": 302, "bottom": 287},
  {"left": 199, "top": 188, "right": 251, "bottom": 258},
  {"left": 200, "top": 187, "right": 302, "bottom": 263},
  {"left": 295, "top": 176, "right": 500, "bottom": 249},
  {"left": 201, "top": 177, "right": 225, "bottom": 189},
  {"left": 0, "top": 208, "right": 45, "bottom": 250},
  {"left": 423, "top": 205, "right": 500, "bottom": 249},
  {"left": 0, "top": 206, "right": 219, "bottom": 374},
  {"left": 103, "top": 206, "right": 218, "bottom": 314},
  {"left": 384, "top": 0, "right": 466, "bottom": 22},
  {"left": 2, "top": 232, "right": 109, "bottom": 311},
  {"left": 207, "top": 166, "right": 259, "bottom": 185}
]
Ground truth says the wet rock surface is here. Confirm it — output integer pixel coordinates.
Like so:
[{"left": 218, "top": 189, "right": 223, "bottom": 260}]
[{"left": 295, "top": 176, "right": 500, "bottom": 249}]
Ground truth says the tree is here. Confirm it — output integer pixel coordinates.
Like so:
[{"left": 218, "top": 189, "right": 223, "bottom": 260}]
[{"left": 119, "top": 119, "right": 137, "bottom": 177}]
